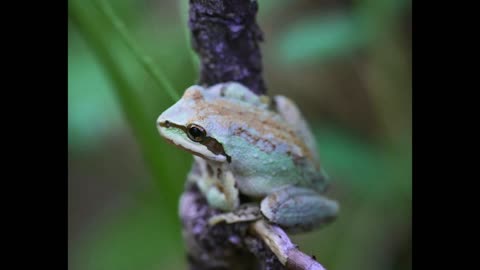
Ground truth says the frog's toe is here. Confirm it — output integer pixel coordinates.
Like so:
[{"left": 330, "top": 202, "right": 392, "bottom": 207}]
[{"left": 208, "top": 204, "right": 262, "bottom": 226}]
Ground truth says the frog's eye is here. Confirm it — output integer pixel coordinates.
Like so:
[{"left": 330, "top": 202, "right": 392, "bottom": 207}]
[{"left": 186, "top": 124, "right": 206, "bottom": 142}]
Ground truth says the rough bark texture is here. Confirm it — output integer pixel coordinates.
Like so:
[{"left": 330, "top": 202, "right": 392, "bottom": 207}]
[
  {"left": 188, "top": 0, "right": 266, "bottom": 95},
  {"left": 180, "top": 183, "right": 284, "bottom": 270},
  {"left": 180, "top": 1, "right": 326, "bottom": 270}
]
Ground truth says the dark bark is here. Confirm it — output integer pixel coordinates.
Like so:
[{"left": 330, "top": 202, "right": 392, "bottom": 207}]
[
  {"left": 184, "top": 1, "right": 272, "bottom": 268},
  {"left": 180, "top": 1, "right": 326, "bottom": 270},
  {"left": 188, "top": 0, "right": 266, "bottom": 95},
  {"left": 180, "top": 183, "right": 283, "bottom": 270}
]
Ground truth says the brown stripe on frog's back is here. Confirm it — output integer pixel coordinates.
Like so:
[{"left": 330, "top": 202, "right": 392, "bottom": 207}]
[
  {"left": 232, "top": 124, "right": 316, "bottom": 165},
  {"left": 233, "top": 127, "right": 277, "bottom": 153},
  {"left": 194, "top": 99, "right": 295, "bottom": 139},
  {"left": 191, "top": 98, "right": 316, "bottom": 163}
]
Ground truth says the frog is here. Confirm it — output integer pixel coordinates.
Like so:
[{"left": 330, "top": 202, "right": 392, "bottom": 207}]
[{"left": 156, "top": 82, "right": 338, "bottom": 233}]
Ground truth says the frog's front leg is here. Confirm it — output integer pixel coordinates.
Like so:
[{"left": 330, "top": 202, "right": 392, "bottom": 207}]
[
  {"left": 260, "top": 186, "right": 339, "bottom": 233},
  {"left": 197, "top": 169, "right": 239, "bottom": 212},
  {"left": 202, "top": 169, "right": 263, "bottom": 226}
]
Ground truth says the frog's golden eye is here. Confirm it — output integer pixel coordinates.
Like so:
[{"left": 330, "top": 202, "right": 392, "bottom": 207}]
[{"left": 186, "top": 124, "right": 206, "bottom": 142}]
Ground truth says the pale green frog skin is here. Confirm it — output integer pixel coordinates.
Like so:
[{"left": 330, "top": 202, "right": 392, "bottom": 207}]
[{"left": 157, "top": 82, "right": 338, "bottom": 233}]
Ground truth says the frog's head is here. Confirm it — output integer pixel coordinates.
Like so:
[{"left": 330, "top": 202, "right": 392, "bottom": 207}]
[{"left": 156, "top": 85, "right": 231, "bottom": 163}]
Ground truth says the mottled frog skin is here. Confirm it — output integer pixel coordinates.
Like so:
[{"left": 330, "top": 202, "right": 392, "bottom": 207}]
[{"left": 157, "top": 82, "right": 338, "bottom": 233}]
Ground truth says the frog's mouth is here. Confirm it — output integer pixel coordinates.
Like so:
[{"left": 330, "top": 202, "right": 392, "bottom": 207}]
[{"left": 157, "top": 120, "right": 231, "bottom": 163}]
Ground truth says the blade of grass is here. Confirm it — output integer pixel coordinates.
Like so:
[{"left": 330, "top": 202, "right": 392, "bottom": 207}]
[
  {"left": 94, "top": 0, "right": 179, "bottom": 102},
  {"left": 69, "top": 0, "right": 180, "bottom": 220}
]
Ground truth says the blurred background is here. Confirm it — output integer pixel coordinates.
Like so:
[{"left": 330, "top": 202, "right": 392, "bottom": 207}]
[{"left": 68, "top": 0, "right": 411, "bottom": 269}]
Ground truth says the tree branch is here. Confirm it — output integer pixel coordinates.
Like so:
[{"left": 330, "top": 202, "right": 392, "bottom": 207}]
[
  {"left": 180, "top": 1, "right": 327, "bottom": 269},
  {"left": 188, "top": 0, "right": 266, "bottom": 95}
]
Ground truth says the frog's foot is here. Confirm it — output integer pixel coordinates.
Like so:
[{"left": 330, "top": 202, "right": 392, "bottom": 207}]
[
  {"left": 208, "top": 203, "right": 262, "bottom": 226},
  {"left": 260, "top": 186, "right": 339, "bottom": 233}
]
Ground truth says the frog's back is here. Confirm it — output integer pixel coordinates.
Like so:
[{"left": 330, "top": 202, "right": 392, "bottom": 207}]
[{"left": 200, "top": 93, "right": 327, "bottom": 196}]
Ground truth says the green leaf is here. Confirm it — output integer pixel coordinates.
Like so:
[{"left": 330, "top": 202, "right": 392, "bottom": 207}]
[
  {"left": 68, "top": 38, "right": 123, "bottom": 151},
  {"left": 72, "top": 195, "right": 185, "bottom": 270},
  {"left": 95, "top": 0, "right": 180, "bottom": 102},
  {"left": 69, "top": 0, "right": 190, "bottom": 220},
  {"left": 258, "top": 0, "right": 293, "bottom": 16},
  {"left": 314, "top": 125, "right": 411, "bottom": 201},
  {"left": 276, "top": 0, "right": 410, "bottom": 64},
  {"left": 276, "top": 12, "right": 367, "bottom": 64}
]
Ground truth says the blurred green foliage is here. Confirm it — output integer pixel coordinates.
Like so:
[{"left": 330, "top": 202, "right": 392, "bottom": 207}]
[
  {"left": 68, "top": 43, "right": 122, "bottom": 151},
  {"left": 278, "top": 13, "right": 367, "bottom": 63},
  {"left": 68, "top": 0, "right": 411, "bottom": 270}
]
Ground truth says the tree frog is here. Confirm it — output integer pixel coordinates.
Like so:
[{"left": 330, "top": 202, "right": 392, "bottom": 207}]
[{"left": 156, "top": 82, "right": 338, "bottom": 233}]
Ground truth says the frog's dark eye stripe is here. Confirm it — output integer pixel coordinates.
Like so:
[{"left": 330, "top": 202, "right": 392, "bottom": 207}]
[
  {"left": 185, "top": 123, "right": 232, "bottom": 163},
  {"left": 185, "top": 123, "right": 231, "bottom": 162},
  {"left": 159, "top": 120, "right": 232, "bottom": 163},
  {"left": 201, "top": 137, "right": 231, "bottom": 163}
]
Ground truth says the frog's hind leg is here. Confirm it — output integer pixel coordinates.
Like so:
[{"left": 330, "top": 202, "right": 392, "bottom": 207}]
[
  {"left": 273, "top": 95, "right": 331, "bottom": 190},
  {"left": 260, "top": 186, "right": 339, "bottom": 233}
]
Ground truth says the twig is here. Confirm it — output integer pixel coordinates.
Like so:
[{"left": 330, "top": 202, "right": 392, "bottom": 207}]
[
  {"left": 250, "top": 220, "right": 326, "bottom": 270},
  {"left": 180, "top": 184, "right": 327, "bottom": 270},
  {"left": 180, "top": 1, "right": 328, "bottom": 269}
]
